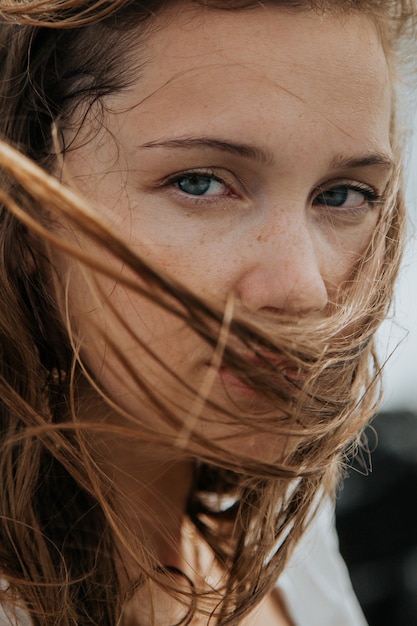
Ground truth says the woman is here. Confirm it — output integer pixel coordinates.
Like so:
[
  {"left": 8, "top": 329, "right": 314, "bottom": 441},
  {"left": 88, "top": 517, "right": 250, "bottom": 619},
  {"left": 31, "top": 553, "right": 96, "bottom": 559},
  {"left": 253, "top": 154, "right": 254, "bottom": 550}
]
[{"left": 0, "top": 1, "right": 414, "bottom": 624}]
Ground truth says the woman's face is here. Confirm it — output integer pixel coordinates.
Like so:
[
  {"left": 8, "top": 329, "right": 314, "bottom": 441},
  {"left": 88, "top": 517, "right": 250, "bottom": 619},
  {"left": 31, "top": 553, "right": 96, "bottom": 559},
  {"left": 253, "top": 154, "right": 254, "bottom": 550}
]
[{"left": 60, "top": 5, "right": 392, "bottom": 454}]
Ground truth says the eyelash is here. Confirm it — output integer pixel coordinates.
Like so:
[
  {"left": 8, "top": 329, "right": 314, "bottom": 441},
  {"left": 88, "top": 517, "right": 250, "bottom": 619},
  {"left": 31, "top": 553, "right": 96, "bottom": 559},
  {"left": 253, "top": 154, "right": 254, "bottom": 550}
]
[
  {"left": 312, "top": 181, "right": 381, "bottom": 214},
  {"left": 159, "top": 169, "right": 381, "bottom": 213},
  {"left": 160, "top": 168, "right": 238, "bottom": 203}
]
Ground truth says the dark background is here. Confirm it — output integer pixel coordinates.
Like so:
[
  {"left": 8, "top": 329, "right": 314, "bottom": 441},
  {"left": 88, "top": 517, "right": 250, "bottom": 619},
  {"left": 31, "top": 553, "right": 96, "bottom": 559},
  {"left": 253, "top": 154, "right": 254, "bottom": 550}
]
[{"left": 335, "top": 410, "right": 417, "bottom": 626}]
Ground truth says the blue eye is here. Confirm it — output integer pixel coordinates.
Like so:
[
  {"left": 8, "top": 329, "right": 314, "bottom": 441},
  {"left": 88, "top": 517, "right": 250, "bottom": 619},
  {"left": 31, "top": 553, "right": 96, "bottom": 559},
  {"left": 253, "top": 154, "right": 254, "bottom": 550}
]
[
  {"left": 314, "top": 185, "right": 375, "bottom": 209},
  {"left": 175, "top": 174, "right": 227, "bottom": 196}
]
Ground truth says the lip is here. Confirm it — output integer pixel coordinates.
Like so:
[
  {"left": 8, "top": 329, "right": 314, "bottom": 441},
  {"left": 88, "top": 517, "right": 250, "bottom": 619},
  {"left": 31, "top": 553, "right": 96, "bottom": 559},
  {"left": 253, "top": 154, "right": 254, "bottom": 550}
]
[
  {"left": 218, "top": 367, "right": 258, "bottom": 397},
  {"left": 216, "top": 355, "right": 304, "bottom": 398},
  {"left": 240, "top": 353, "right": 305, "bottom": 381},
  {"left": 254, "top": 356, "right": 304, "bottom": 383}
]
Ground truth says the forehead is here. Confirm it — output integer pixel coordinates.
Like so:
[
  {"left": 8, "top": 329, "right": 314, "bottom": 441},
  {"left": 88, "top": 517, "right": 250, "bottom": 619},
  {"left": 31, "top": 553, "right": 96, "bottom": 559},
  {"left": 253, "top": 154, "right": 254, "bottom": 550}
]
[
  {"left": 145, "top": 5, "right": 387, "bottom": 76},
  {"left": 110, "top": 5, "right": 391, "bottom": 155}
]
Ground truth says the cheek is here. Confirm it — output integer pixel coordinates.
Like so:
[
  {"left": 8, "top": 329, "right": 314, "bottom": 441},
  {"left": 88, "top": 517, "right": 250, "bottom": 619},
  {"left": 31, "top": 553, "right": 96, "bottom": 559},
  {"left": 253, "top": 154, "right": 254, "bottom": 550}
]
[
  {"left": 47, "top": 211, "right": 216, "bottom": 400},
  {"left": 63, "top": 268, "right": 208, "bottom": 429},
  {"left": 66, "top": 267, "right": 193, "bottom": 367},
  {"left": 130, "top": 230, "right": 236, "bottom": 302},
  {"left": 320, "top": 211, "right": 380, "bottom": 291}
]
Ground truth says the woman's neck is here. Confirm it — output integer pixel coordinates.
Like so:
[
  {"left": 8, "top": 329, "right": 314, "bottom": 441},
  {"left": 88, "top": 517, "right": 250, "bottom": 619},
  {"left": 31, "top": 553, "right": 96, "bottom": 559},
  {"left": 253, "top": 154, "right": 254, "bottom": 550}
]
[
  {"left": 92, "top": 428, "right": 194, "bottom": 569},
  {"left": 76, "top": 378, "right": 194, "bottom": 568}
]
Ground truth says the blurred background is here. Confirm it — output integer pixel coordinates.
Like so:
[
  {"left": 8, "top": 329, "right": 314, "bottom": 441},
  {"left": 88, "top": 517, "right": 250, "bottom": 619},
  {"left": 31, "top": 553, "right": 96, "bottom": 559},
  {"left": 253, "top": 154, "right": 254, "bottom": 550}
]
[{"left": 335, "top": 110, "right": 417, "bottom": 625}]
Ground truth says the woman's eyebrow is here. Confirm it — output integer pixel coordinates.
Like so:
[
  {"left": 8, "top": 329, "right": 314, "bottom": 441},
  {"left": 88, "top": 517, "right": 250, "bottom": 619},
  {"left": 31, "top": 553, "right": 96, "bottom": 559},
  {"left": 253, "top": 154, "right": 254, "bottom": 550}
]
[
  {"left": 330, "top": 152, "right": 395, "bottom": 172},
  {"left": 140, "top": 137, "right": 394, "bottom": 173},
  {"left": 140, "top": 137, "right": 274, "bottom": 164}
]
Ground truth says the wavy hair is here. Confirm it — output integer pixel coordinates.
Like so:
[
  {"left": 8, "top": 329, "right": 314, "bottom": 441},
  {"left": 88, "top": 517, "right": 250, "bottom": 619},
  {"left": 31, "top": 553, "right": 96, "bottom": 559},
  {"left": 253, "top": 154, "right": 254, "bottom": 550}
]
[{"left": 0, "top": 1, "right": 415, "bottom": 624}]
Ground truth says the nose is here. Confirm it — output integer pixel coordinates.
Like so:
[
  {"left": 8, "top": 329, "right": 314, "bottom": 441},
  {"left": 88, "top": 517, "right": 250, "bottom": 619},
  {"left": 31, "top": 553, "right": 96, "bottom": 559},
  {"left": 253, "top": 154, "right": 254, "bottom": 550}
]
[{"left": 234, "top": 215, "right": 329, "bottom": 316}]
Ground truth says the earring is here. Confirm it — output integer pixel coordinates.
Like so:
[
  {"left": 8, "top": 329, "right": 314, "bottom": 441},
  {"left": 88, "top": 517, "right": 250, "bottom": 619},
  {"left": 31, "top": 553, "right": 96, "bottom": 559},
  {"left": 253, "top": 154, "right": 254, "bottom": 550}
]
[{"left": 50, "top": 368, "right": 67, "bottom": 385}]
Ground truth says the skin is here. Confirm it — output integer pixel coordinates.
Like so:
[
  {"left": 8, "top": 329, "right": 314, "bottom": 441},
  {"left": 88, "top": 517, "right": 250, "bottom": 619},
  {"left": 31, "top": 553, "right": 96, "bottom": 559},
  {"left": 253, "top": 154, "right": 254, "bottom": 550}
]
[{"left": 56, "top": 5, "right": 392, "bottom": 623}]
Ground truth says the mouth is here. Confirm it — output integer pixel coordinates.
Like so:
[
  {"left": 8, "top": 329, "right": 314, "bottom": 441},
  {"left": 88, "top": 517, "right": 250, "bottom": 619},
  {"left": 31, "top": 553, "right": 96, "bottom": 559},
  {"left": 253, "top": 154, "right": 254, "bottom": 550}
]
[
  {"left": 259, "top": 356, "right": 304, "bottom": 383},
  {"left": 217, "top": 367, "right": 258, "bottom": 397},
  {"left": 215, "top": 355, "right": 305, "bottom": 398}
]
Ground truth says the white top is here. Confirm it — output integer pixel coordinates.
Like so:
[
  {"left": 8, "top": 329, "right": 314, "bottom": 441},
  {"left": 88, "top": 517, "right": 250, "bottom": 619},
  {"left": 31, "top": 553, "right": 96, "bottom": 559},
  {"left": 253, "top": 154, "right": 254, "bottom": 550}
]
[
  {"left": 277, "top": 498, "right": 368, "bottom": 626},
  {"left": 0, "top": 500, "right": 368, "bottom": 626}
]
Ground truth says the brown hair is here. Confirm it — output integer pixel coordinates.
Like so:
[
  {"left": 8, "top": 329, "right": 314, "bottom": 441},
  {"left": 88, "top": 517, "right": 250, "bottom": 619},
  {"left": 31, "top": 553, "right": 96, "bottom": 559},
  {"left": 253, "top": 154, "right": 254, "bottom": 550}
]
[{"left": 0, "top": 1, "right": 415, "bottom": 624}]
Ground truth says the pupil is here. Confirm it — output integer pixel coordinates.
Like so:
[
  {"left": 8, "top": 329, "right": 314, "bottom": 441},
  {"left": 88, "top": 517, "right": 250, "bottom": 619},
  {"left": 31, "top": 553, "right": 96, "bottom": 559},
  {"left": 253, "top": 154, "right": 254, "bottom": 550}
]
[
  {"left": 178, "top": 175, "right": 211, "bottom": 195},
  {"left": 321, "top": 187, "right": 348, "bottom": 206}
]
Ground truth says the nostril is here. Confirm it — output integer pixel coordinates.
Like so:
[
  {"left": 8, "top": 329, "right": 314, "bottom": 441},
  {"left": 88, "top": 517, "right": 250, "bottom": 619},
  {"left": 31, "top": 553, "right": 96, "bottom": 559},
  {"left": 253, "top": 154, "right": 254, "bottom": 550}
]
[{"left": 234, "top": 261, "right": 329, "bottom": 315}]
